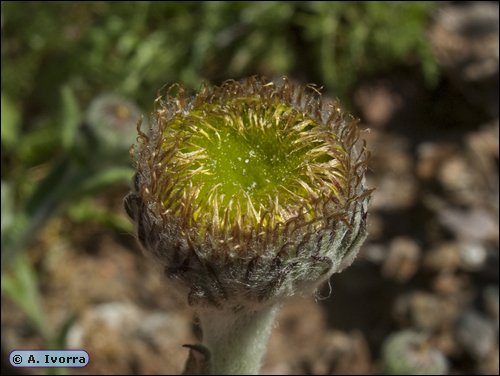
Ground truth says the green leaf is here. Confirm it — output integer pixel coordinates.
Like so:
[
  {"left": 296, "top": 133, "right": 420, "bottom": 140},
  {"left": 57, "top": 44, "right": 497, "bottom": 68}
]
[
  {"left": 60, "top": 85, "right": 81, "bottom": 150},
  {"left": 1, "top": 255, "right": 48, "bottom": 339},
  {"left": 72, "top": 166, "right": 134, "bottom": 196},
  {"left": 67, "top": 197, "right": 133, "bottom": 232},
  {"left": 17, "top": 125, "right": 61, "bottom": 165},
  {"left": 1, "top": 93, "right": 21, "bottom": 148},
  {"left": 1, "top": 180, "right": 15, "bottom": 238}
]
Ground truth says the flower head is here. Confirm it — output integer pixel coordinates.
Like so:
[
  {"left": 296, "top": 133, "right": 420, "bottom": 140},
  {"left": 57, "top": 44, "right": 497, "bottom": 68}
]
[
  {"left": 125, "top": 77, "right": 372, "bottom": 310},
  {"left": 84, "top": 94, "right": 142, "bottom": 162}
]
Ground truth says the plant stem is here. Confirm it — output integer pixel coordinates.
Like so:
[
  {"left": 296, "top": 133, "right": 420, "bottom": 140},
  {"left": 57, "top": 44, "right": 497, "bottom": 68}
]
[{"left": 198, "top": 304, "right": 279, "bottom": 375}]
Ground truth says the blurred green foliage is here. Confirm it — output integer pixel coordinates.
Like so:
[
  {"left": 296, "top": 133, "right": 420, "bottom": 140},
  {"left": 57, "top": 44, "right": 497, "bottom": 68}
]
[
  {"left": 1, "top": 1, "right": 439, "bottom": 213},
  {"left": 1, "top": 0, "right": 439, "bottom": 199},
  {"left": 2, "top": 2, "right": 438, "bottom": 101},
  {"left": 2, "top": 0, "right": 438, "bottom": 173}
]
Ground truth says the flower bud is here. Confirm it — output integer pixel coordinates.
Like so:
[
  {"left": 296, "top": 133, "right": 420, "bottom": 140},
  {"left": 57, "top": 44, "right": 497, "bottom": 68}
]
[
  {"left": 125, "top": 77, "right": 372, "bottom": 311},
  {"left": 84, "top": 93, "right": 142, "bottom": 163}
]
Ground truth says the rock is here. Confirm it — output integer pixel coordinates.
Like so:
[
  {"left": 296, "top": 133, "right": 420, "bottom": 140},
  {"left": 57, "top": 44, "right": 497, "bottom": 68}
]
[
  {"left": 382, "top": 237, "right": 421, "bottom": 283},
  {"left": 431, "top": 272, "right": 468, "bottom": 296},
  {"left": 437, "top": 207, "right": 498, "bottom": 244},
  {"left": 423, "top": 242, "right": 461, "bottom": 273},
  {"left": 362, "top": 243, "right": 387, "bottom": 264},
  {"left": 262, "top": 297, "right": 327, "bottom": 374},
  {"left": 437, "top": 155, "right": 476, "bottom": 204},
  {"left": 394, "top": 292, "right": 458, "bottom": 332},
  {"left": 366, "top": 213, "right": 384, "bottom": 242},
  {"left": 66, "top": 302, "right": 193, "bottom": 375},
  {"left": 416, "top": 142, "right": 456, "bottom": 180},
  {"left": 366, "top": 134, "right": 417, "bottom": 210},
  {"left": 431, "top": 2, "right": 499, "bottom": 81},
  {"left": 478, "top": 342, "right": 499, "bottom": 375},
  {"left": 430, "top": 2, "right": 499, "bottom": 116},
  {"left": 483, "top": 285, "right": 499, "bottom": 331},
  {"left": 310, "top": 330, "right": 372, "bottom": 375},
  {"left": 466, "top": 120, "right": 500, "bottom": 209},
  {"left": 458, "top": 241, "right": 488, "bottom": 271},
  {"left": 354, "top": 81, "right": 404, "bottom": 129},
  {"left": 382, "top": 330, "right": 449, "bottom": 375},
  {"left": 371, "top": 175, "right": 418, "bottom": 210},
  {"left": 455, "top": 309, "right": 496, "bottom": 360}
]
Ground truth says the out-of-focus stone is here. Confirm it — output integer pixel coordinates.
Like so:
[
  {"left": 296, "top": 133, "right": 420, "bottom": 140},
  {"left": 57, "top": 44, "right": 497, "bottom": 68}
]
[
  {"left": 366, "top": 213, "right": 384, "bottom": 242},
  {"left": 467, "top": 121, "right": 500, "bottom": 161},
  {"left": 394, "top": 292, "right": 459, "bottom": 332},
  {"left": 310, "top": 330, "right": 372, "bottom": 375},
  {"left": 382, "top": 330, "right": 449, "bottom": 375},
  {"left": 438, "top": 208, "right": 499, "bottom": 244},
  {"left": 430, "top": 2, "right": 499, "bottom": 78},
  {"left": 366, "top": 135, "right": 417, "bottom": 210},
  {"left": 466, "top": 121, "right": 500, "bottom": 209},
  {"left": 416, "top": 142, "right": 456, "bottom": 180},
  {"left": 423, "top": 242, "right": 461, "bottom": 273},
  {"left": 434, "top": 328, "right": 461, "bottom": 357},
  {"left": 262, "top": 297, "right": 327, "bottom": 375},
  {"left": 478, "top": 343, "right": 499, "bottom": 375},
  {"left": 430, "top": 2, "right": 499, "bottom": 116},
  {"left": 382, "top": 237, "right": 421, "bottom": 282},
  {"left": 456, "top": 309, "right": 496, "bottom": 360},
  {"left": 483, "top": 285, "right": 499, "bottom": 331},
  {"left": 438, "top": 154, "right": 470, "bottom": 189},
  {"left": 419, "top": 128, "right": 498, "bottom": 211},
  {"left": 409, "top": 293, "right": 446, "bottom": 332},
  {"left": 370, "top": 176, "right": 417, "bottom": 210},
  {"left": 362, "top": 243, "right": 387, "bottom": 264},
  {"left": 432, "top": 272, "right": 468, "bottom": 296},
  {"left": 66, "top": 302, "right": 193, "bottom": 375},
  {"left": 354, "top": 81, "right": 404, "bottom": 129},
  {"left": 265, "top": 299, "right": 373, "bottom": 375},
  {"left": 458, "top": 241, "right": 488, "bottom": 271}
]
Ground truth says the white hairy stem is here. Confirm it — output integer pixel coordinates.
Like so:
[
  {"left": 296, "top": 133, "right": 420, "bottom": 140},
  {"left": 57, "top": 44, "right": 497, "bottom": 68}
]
[{"left": 198, "top": 304, "right": 279, "bottom": 375}]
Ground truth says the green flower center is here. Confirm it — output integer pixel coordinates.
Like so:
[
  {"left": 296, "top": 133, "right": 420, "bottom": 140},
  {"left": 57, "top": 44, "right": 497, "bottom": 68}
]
[{"left": 160, "top": 95, "right": 347, "bottom": 229}]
